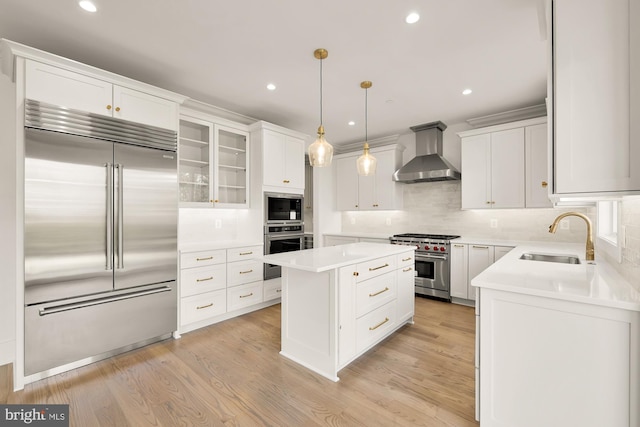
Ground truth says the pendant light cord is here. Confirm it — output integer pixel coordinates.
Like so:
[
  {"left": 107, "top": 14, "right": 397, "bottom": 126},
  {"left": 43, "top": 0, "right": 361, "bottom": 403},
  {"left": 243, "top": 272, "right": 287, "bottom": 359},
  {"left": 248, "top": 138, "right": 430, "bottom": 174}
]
[
  {"left": 365, "top": 87, "right": 368, "bottom": 142},
  {"left": 319, "top": 57, "right": 323, "bottom": 126}
]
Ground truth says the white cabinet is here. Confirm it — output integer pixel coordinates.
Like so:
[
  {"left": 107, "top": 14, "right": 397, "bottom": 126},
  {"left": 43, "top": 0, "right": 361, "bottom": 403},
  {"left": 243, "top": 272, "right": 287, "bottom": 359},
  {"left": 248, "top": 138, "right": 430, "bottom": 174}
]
[
  {"left": 468, "top": 245, "right": 495, "bottom": 301},
  {"left": 396, "top": 252, "right": 415, "bottom": 323},
  {"left": 493, "top": 245, "right": 513, "bottom": 262},
  {"left": 26, "top": 60, "right": 178, "bottom": 131},
  {"left": 262, "top": 130, "right": 305, "bottom": 190},
  {"left": 459, "top": 117, "right": 550, "bottom": 209},
  {"left": 552, "top": 0, "right": 640, "bottom": 197},
  {"left": 178, "top": 112, "right": 250, "bottom": 207},
  {"left": 335, "top": 145, "right": 404, "bottom": 211},
  {"left": 450, "top": 243, "right": 469, "bottom": 300}
]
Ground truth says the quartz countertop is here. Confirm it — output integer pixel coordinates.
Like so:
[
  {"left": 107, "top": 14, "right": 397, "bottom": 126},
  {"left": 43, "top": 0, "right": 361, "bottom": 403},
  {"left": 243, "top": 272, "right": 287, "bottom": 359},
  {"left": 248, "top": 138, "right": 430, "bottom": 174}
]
[
  {"left": 471, "top": 243, "right": 640, "bottom": 311},
  {"left": 260, "top": 242, "right": 414, "bottom": 273}
]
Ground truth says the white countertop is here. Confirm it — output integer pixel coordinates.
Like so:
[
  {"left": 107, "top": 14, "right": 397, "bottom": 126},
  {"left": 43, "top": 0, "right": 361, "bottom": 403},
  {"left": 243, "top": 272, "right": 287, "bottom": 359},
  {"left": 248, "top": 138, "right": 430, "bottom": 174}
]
[
  {"left": 472, "top": 243, "right": 640, "bottom": 311},
  {"left": 260, "top": 242, "right": 414, "bottom": 273}
]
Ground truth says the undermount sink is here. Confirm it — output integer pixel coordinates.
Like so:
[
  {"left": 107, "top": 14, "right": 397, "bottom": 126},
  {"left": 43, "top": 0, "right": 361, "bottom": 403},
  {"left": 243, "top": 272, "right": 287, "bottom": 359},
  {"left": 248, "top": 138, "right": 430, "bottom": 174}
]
[{"left": 519, "top": 252, "right": 581, "bottom": 264}]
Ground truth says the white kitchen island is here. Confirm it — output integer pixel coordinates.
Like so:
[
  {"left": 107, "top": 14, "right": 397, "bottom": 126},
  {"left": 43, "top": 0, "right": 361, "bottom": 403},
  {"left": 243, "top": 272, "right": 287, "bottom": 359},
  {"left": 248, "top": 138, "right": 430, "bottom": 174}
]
[
  {"left": 262, "top": 242, "right": 415, "bottom": 381},
  {"left": 472, "top": 244, "right": 640, "bottom": 427}
]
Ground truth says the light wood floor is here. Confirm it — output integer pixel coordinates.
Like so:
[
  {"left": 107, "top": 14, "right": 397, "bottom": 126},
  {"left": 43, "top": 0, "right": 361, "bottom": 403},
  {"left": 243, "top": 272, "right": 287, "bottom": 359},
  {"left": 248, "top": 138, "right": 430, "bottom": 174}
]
[{"left": 1, "top": 297, "right": 479, "bottom": 426}]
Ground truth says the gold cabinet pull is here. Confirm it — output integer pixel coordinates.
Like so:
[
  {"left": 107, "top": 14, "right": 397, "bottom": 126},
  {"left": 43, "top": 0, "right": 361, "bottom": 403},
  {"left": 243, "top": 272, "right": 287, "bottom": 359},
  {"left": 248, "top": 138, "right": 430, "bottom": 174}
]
[
  {"left": 491, "top": 201, "right": 496, "bottom": 204},
  {"left": 283, "top": 179, "right": 290, "bottom": 184},
  {"left": 106, "top": 104, "right": 112, "bottom": 110},
  {"left": 115, "top": 106, "right": 121, "bottom": 112},
  {"left": 541, "top": 181, "right": 548, "bottom": 188},
  {"left": 369, "top": 263, "right": 389, "bottom": 271},
  {"left": 239, "top": 251, "right": 253, "bottom": 256},
  {"left": 239, "top": 292, "right": 254, "bottom": 299},
  {"left": 369, "top": 287, "right": 389, "bottom": 297},
  {"left": 401, "top": 257, "right": 412, "bottom": 262},
  {"left": 214, "top": 199, "right": 219, "bottom": 203},
  {"left": 472, "top": 245, "right": 489, "bottom": 249},
  {"left": 454, "top": 244, "right": 465, "bottom": 248},
  {"left": 353, "top": 271, "right": 359, "bottom": 276},
  {"left": 196, "top": 256, "right": 213, "bottom": 261},
  {"left": 239, "top": 269, "right": 253, "bottom": 274},
  {"left": 196, "top": 276, "right": 213, "bottom": 282},
  {"left": 486, "top": 201, "right": 491, "bottom": 204},
  {"left": 196, "top": 303, "right": 213, "bottom": 310},
  {"left": 369, "top": 317, "right": 390, "bottom": 331},
  {"left": 276, "top": 289, "right": 282, "bottom": 293},
  {"left": 402, "top": 267, "right": 413, "bottom": 272}
]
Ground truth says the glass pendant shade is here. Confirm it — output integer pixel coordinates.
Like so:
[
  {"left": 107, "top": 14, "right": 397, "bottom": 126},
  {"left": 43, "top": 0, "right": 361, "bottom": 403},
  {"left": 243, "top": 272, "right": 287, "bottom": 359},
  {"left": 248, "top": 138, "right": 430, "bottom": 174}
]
[
  {"left": 356, "top": 143, "right": 377, "bottom": 176},
  {"left": 309, "top": 125, "right": 333, "bottom": 167}
]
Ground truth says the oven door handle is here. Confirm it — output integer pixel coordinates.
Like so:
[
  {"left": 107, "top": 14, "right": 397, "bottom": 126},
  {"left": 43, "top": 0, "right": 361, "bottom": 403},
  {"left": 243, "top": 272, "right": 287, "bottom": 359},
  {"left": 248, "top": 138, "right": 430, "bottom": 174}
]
[
  {"left": 417, "top": 254, "right": 448, "bottom": 261},
  {"left": 265, "top": 233, "right": 305, "bottom": 240}
]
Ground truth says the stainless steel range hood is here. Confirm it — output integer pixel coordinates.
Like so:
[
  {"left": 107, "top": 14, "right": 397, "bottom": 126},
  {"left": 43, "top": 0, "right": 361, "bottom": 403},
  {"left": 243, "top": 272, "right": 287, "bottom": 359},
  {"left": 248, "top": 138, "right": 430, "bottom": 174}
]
[{"left": 392, "top": 121, "right": 461, "bottom": 183}]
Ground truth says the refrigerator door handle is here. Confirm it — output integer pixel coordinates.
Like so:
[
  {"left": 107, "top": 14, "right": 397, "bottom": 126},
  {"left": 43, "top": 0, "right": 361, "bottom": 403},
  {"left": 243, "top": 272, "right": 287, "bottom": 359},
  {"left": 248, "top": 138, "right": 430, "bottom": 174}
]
[
  {"left": 106, "top": 163, "right": 113, "bottom": 271},
  {"left": 116, "top": 163, "right": 124, "bottom": 269},
  {"left": 38, "top": 286, "right": 172, "bottom": 316}
]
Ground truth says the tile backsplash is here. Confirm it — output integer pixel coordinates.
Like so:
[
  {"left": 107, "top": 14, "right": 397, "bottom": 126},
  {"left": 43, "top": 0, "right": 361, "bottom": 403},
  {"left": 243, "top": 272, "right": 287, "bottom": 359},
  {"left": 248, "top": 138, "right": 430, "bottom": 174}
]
[{"left": 613, "top": 196, "right": 640, "bottom": 284}]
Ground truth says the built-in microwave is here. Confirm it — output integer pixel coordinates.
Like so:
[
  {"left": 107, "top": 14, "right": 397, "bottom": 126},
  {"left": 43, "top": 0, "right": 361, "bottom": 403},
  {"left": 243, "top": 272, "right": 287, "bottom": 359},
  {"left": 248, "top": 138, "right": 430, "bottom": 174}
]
[{"left": 264, "top": 192, "right": 303, "bottom": 225}]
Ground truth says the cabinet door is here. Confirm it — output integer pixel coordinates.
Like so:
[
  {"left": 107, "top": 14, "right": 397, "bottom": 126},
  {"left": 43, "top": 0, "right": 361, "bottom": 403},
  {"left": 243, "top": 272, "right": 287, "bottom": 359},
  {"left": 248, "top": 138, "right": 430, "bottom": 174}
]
[
  {"left": 262, "top": 130, "right": 286, "bottom": 187},
  {"left": 336, "top": 155, "right": 360, "bottom": 210},
  {"left": 284, "top": 136, "right": 305, "bottom": 189},
  {"left": 554, "top": 0, "right": 640, "bottom": 193},
  {"left": 396, "top": 255, "right": 415, "bottom": 322},
  {"left": 178, "top": 116, "right": 213, "bottom": 205},
  {"left": 490, "top": 128, "right": 525, "bottom": 208},
  {"left": 468, "top": 245, "right": 494, "bottom": 301},
  {"left": 26, "top": 60, "right": 112, "bottom": 117},
  {"left": 461, "top": 134, "right": 491, "bottom": 209},
  {"left": 358, "top": 174, "right": 376, "bottom": 209},
  {"left": 215, "top": 125, "right": 249, "bottom": 207},
  {"left": 372, "top": 149, "right": 400, "bottom": 209},
  {"left": 450, "top": 243, "right": 469, "bottom": 299},
  {"left": 493, "top": 246, "right": 513, "bottom": 262},
  {"left": 113, "top": 86, "right": 178, "bottom": 131},
  {"left": 525, "top": 124, "right": 552, "bottom": 207}
]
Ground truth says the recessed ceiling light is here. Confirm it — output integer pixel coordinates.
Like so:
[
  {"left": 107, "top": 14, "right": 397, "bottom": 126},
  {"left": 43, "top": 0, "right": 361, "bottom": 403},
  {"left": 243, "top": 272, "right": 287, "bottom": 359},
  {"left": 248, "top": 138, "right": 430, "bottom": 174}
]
[
  {"left": 405, "top": 12, "right": 420, "bottom": 24},
  {"left": 348, "top": 121, "right": 356, "bottom": 126},
  {"left": 462, "top": 88, "right": 473, "bottom": 95},
  {"left": 266, "top": 83, "right": 276, "bottom": 91},
  {"left": 79, "top": 1, "right": 97, "bottom": 12}
]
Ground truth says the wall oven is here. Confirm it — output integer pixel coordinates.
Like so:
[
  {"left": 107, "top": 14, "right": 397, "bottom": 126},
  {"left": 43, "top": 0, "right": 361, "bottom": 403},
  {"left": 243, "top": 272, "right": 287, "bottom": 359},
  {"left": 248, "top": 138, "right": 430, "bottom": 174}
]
[
  {"left": 264, "top": 192, "right": 303, "bottom": 225},
  {"left": 264, "top": 224, "right": 305, "bottom": 280}
]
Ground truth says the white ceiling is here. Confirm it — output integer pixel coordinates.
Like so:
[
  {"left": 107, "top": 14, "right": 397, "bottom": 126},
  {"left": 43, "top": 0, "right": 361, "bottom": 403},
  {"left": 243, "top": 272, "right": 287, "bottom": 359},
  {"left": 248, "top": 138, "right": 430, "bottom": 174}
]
[{"left": 0, "top": 0, "right": 547, "bottom": 146}]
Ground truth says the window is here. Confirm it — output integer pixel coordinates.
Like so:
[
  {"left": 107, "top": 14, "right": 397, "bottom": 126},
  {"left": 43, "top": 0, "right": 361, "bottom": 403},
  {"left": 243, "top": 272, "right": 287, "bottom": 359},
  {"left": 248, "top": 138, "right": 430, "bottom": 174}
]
[{"left": 596, "top": 200, "right": 621, "bottom": 262}]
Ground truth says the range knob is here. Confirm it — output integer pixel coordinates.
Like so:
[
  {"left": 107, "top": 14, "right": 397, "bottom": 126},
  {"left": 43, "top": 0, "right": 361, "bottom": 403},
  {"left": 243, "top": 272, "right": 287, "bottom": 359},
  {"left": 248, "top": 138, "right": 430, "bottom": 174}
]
[
  {"left": 415, "top": 244, "right": 420, "bottom": 250},
  {"left": 424, "top": 245, "right": 429, "bottom": 250},
  {"left": 440, "top": 246, "right": 446, "bottom": 251},
  {"left": 433, "top": 247, "right": 439, "bottom": 251}
]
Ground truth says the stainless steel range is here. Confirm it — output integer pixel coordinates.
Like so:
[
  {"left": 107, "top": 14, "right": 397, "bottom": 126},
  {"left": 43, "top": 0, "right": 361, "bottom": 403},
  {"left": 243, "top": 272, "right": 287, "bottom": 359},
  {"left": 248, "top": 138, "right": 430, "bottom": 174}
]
[{"left": 389, "top": 233, "right": 461, "bottom": 300}]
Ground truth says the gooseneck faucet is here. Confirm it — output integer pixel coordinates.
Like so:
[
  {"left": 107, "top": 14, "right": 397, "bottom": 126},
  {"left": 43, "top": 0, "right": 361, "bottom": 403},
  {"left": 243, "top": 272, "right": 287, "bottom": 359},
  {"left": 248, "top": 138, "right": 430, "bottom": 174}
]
[{"left": 549, "top": 212, "right": 594, "bottom": 261}]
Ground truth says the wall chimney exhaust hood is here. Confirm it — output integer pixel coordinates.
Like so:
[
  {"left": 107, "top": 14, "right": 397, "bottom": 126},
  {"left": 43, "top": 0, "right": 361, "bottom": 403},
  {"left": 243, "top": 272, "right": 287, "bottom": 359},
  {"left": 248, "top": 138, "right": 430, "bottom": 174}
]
[{"left": 392, "top": 121, "right": 461, "bottom": 183}]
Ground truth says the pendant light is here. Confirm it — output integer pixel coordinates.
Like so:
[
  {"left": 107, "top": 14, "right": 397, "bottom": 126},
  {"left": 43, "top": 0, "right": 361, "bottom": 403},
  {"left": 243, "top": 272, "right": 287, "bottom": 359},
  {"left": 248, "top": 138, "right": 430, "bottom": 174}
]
[
  {"left": 356, "top": 81, "right": 377, "bottom": 176},
  {"left": 308, "top": 48, "right": 334, "bottom": 167}
]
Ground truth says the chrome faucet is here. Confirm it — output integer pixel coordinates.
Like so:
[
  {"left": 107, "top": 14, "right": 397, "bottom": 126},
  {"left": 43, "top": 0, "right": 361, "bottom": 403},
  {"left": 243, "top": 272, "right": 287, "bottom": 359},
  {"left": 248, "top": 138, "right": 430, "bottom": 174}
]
[{"left": 549, "top": 212, "right": 594, "bottom": 261}]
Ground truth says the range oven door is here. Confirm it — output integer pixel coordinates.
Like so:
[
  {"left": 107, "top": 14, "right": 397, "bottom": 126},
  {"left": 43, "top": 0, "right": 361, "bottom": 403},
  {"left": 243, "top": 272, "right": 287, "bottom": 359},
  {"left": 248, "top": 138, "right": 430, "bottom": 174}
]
[
  {"left": 414, "top": 253, "right": 450, "bottom": 299},
  {"left": 264, "top": 233, "right": 304, "bottom": 280}
]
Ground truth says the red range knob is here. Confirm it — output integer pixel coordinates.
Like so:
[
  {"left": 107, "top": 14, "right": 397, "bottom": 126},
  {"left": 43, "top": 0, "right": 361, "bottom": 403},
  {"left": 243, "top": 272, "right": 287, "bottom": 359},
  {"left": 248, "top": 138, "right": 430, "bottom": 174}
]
[
  {"left": 440, "top": 247, "right": 446, "bottom": 251},
  {"left": 424, "top": 245, "right": 430, "bottom": 250},
  {"left": 433, "top": 247, "right": 438, "bottom": 251}
]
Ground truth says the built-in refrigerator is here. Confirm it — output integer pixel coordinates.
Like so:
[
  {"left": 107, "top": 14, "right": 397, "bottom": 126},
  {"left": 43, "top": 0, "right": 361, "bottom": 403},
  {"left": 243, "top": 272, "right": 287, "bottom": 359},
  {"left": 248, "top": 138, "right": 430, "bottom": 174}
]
[{"left": 23, "top": 100, "right": 178, "bottom": 379}]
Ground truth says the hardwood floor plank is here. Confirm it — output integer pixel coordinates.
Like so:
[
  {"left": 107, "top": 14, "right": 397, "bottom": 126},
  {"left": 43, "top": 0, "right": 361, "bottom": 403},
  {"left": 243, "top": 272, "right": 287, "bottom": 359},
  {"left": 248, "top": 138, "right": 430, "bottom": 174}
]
[{"left": 1, "top": 297, "right": 479, "bottom": 426}]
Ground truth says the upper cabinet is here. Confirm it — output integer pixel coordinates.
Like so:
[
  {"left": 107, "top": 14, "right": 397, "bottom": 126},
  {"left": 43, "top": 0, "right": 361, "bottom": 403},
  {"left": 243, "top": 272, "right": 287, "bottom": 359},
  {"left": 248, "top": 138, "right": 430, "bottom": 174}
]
[
  {"left": 250, "top": 121, "right": 307, "bottom": 194},
  {"left": 459, "top": 117, "right": 550, "bottom": 209},
  {"left": 25, "top": 60, "right": 178, "bottom": 131},
  {"left": 336, "top": 145, "right": 404, "bottom": 211},
  {"left": 551, "top": 0, "right": 640, "bottom": 198},
  {"left": 179, "top": 110, "right": 250, "bottom": 208}
]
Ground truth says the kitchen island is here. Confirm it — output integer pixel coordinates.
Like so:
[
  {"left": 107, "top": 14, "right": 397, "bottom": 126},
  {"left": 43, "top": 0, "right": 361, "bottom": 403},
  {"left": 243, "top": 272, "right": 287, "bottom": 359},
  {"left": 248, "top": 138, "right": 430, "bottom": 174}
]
[
  {"left": 262, "top": 242, "right": 415, "bottom": 381},
  {"left": 472, "top": 244, "right": 640, "bottom": 427}
]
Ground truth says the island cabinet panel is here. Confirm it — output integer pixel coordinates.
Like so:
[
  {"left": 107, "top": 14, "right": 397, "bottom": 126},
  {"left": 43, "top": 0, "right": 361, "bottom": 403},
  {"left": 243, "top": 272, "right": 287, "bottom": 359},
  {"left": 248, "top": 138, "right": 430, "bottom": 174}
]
[{"left": 355, "top": 271, "right": 397, "bottom": 318}]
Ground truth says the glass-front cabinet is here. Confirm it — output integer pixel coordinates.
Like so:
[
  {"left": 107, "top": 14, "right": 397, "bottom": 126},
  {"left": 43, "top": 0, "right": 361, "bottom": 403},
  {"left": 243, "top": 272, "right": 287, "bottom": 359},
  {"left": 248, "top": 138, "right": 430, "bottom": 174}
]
[{"left": 179, "top": 114, "right": 249, "bottom": 208}]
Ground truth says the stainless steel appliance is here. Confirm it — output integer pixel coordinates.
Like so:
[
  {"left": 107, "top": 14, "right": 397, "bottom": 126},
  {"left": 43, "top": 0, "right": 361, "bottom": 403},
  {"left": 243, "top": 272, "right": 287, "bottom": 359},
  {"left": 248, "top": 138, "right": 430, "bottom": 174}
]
[
  {"left": 263, "top": 224, "right": 305, "bottom": 280},
  {"left": 264, "top": 192, "right": 303, "bottom": 225},
  {"left": 23, "top": 100, "right": 178, "bottom": 379},
  {"left": 389, "top": 233, "right": 461, "bottom": 300}
]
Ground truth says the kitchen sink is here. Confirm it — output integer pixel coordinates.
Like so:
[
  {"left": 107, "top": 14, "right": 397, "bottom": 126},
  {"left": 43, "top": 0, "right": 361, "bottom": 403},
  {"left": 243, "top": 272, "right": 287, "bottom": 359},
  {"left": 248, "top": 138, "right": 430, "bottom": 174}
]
[{"left": 519, "top": 252, "right": 581, "bottom": 264}]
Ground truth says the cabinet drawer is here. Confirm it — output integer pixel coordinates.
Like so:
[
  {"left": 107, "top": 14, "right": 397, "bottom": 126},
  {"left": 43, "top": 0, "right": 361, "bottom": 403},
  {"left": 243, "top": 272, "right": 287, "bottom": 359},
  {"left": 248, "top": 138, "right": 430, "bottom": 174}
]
[
  {"left": 263, "top": 279, "right": 282, "bottom": 301},
  {"left": 180, "top": 249, "right": 226, "bottom": 269},
  {"left": 227, "top": 281, "right": 263, "bottom": 312},
  {"left": 397, "top": 251, "right": 415, "bottom": 269},
  {"left": 227, "top": 245, "right": 262, "bottom": 262},
  {"left": 356, "top": 271, "right": 397, "bottom": 318},
  {"left": 356, "top": 301, "right": 397, "bottom": 352},
  {"left": 181, "top": 289, "right": 226, "bottom": 325},
  {"left": 180, "top": 264, "right": 226, "bottom": 297},
  {"left": 227, "top": 259, "right": 263, "bottom": 286},
  {"left": 355, "top": 255, "right": 396, "bottom": 282}
]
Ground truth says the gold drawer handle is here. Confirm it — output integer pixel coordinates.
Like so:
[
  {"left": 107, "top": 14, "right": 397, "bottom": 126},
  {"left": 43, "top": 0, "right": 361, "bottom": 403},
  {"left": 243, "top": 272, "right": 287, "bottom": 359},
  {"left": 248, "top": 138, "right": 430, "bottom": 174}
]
[
  {"left": 369, "top": 263, "right": 389, "bottom": 271},
  {"left": 115, "top": 106, "right": 121, "bottom": 112},
  {"left": 196, "top": 303, "right": 213, "bottom": 310},
  {"left": 283, "top": 179, "right": 290, "bottom": 184},
  {"left": 196, "top": 276, "right": 213, "bottom": 282},
  {"left": 239, "top": 269, "right": 253, "bottom": 274},
  {"left": 472, "top": 245, "right": 489, "bottom": 249},
  {"left": 401, "top": 257, "right": 412, "bottom": 262},
  {"left": 239, "top": 251, "right": 253, "bottom": 255},
  {"left": 369, "top": 287, "right": 389, "bottom": 297},
  {"left": 214, "top": 199, "right": 219, "bottom": 203},
  {"left": 276, "top": 289, "right": 282, "bottom": 293},
  {"left": 541, "top": 181, "right": 548, "bottom": 188},
  {"left": 369, "top": 317, "right": 390, "bottom": 331},
  {"left": 239, "top": 292, "right": 254, "bottom": 299},
  {"left": 454, "top": 244, "right": 465, "bottom": 248},
  {"left": 106, "top": 104, "right": 112, "bottom": 110},
  {"left": 196, "top": 256, "right": 213, "bottom": 261},
  {"left": 353, "top": 271, "right": 359, "bottom": 276},
  {"left": 402, "top": 267, "right": 413, "bottom": 272}
]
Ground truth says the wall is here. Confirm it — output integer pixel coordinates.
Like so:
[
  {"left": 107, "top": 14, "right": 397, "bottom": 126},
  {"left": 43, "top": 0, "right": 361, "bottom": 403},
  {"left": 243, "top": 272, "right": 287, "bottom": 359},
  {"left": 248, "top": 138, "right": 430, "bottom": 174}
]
[{"left": 604, "top": 196, "right": 640, "bottom": 284}]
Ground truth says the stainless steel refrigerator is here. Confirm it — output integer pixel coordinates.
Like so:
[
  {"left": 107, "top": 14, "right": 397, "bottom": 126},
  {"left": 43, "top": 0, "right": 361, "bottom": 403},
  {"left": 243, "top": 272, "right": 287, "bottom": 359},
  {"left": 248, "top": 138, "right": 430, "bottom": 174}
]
[{"left": 23, "top": 100, "right": 178, "bottom": 378}]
